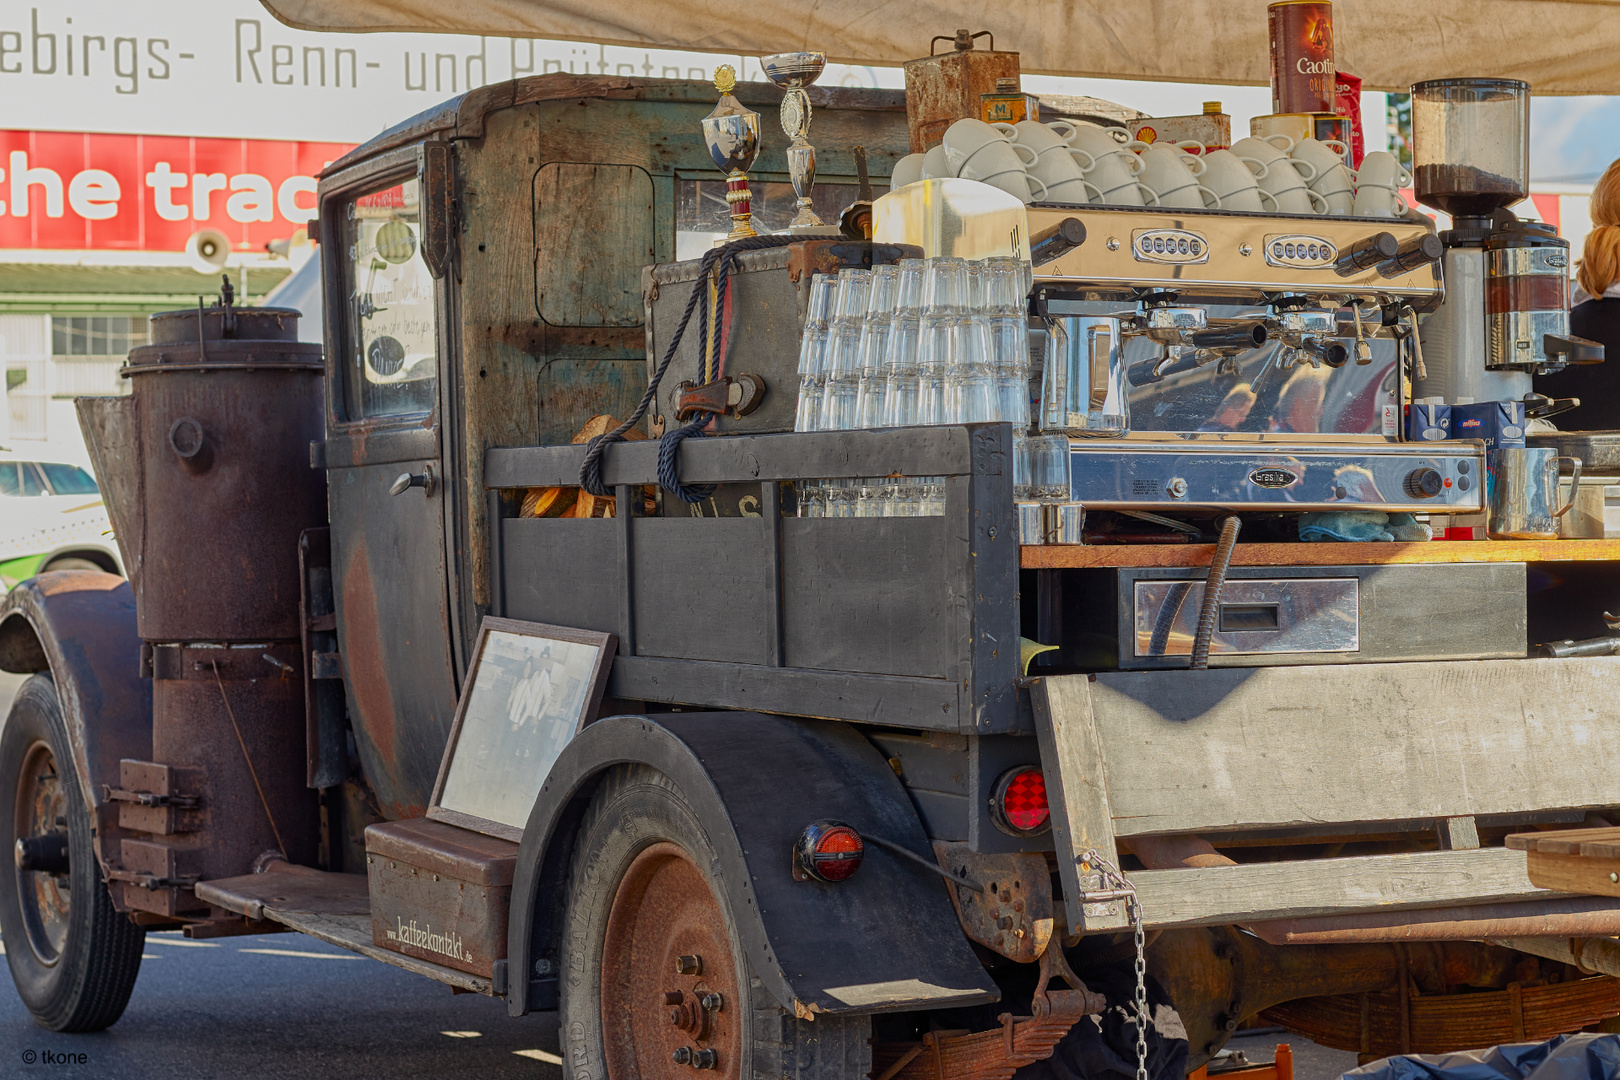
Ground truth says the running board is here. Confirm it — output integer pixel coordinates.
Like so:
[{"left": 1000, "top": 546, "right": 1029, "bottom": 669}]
[{"left": 195, "top": 863, "right": 502, "bottom": 996}]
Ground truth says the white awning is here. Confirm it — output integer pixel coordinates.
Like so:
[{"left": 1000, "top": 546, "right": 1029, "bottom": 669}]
[{"left": 259, "top": 0, "right": 1620, "bottom": 95}]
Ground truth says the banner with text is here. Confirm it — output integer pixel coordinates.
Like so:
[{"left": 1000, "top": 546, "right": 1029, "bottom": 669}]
[{"left": 0, "top": 130, "right": 352, "bottom": 252}]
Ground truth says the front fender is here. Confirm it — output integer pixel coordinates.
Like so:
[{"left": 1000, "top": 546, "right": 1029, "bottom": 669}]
[
  {"left": 507, "top": 712, "right": 998, "bottom": 1018},
  {"left": 0, "top": 571, "right": 151, "bottom": 877}
]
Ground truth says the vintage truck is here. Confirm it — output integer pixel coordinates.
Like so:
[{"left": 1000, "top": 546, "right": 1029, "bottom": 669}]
[{"left": 3, "top": 70, "right": 1619, "bottom": 1079}]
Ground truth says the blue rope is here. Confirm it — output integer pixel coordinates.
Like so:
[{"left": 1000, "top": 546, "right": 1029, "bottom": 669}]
[{"left": 579, "top": 233, "right": 796, "bottom": 501}]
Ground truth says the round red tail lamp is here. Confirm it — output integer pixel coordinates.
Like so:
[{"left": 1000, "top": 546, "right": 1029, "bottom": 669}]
[
  {"left": 991, "top": 767, "right": 1051, "bottom": 836},
  {"left": 793, "top": 820, "right": 864, "bottom": 882}
]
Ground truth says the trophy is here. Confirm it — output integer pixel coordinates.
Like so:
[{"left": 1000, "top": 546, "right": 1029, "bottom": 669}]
[
  {"left": 700, "top": 66, "right": 762, "bottom": 241},
  {"left": 761, "top": 52, "right": 829, "bottom": 232}
]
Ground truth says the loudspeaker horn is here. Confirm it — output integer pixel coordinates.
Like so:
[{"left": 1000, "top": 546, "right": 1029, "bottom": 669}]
[{"left": 185, "top": 228, "right": 232, "bottom": 275}]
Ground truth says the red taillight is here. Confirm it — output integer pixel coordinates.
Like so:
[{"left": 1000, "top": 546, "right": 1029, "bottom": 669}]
[
  {"left": 793, "top": 821, "right": 864, "bottom": 883},
  {"left": 993, "top": 767, "right": 1051, "bottom": 835}
]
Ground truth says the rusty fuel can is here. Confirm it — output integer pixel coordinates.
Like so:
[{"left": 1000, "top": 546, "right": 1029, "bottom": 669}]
[
  {"left": 902, "top": 30, "right": 1022, "bottom": 153},
  {"left": 77, "top": 282, "right": 326, "bottom": 917}
]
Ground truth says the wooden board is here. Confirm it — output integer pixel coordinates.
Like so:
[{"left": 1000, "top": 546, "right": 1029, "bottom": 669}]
[
  {"left": 1508, "top": 827, "right": 1620, "bottom": 897},
  {"left": 1022, "top": 538, "right": 1620, "bottom": 569},
  {"left": 1029, "top": 677, "right": 1129, "bottom": 933},
  {"left": 1130, "top": 847, "right": 1550, "bottom": 929},
  {"left": 1046, "top": 659, "right": 1620, "bottom": 837}
]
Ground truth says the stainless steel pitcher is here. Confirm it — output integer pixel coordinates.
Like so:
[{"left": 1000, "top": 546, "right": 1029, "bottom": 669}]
[
  {"left": 1487, "top": 447, "right": 1582, "bottom": 540},
  {"left": 1039, "top": 315, "right": 1128, "bottom": 435}
]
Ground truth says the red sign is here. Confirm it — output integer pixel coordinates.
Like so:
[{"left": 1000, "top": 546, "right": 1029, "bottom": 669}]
[{"left": 0, "top": 130, "right": 354, "bottom": 252}]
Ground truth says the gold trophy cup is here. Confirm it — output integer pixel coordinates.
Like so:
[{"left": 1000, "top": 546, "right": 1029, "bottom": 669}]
[{"left": 700, "top": 66, "right": 762, "bottom": 241}]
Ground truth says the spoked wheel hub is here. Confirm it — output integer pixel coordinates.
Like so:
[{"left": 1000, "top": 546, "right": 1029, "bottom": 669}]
[
  {"left": 13, "top": 740, "right": 71, "bottom": 966},
  {"left": 601, "top": 842, "right": 742, "bottom": 1080}
]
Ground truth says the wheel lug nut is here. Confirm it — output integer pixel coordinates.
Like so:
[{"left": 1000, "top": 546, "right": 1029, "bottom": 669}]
[
  {"left": 672, "top": 1047, "right": 693, "bottom": 1065},
  {"left": 675, "top": 954, "right": 702, "bottom": 975},
  {"left": 663, "top": 991, "right": 684, "bottom": 1005},
  {"left": 669, "top": 1009, "right": 682, "bottom": 1024},
  {"left": 701, "top": 992, "right": 723, "bottom": 1011},
  {"left": 693, "top": 1049, "right": 718, "bottom": 1069}
]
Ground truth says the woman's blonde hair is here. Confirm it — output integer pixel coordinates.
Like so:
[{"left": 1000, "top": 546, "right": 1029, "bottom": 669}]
[
  {"left": 1579, "top": 225, "right": 1620, "bottom": 299},
  {"left": 1576, "top": 160, "right": 1620, "bottom": 297}
]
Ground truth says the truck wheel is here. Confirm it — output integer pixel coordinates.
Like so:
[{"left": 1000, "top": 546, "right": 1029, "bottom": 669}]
[
  {"left": 560, "top": 765, "right": 870, "bottom": 1080},
  {"left": 0, "top": 674, "right": 145, "bottom": 1031}
]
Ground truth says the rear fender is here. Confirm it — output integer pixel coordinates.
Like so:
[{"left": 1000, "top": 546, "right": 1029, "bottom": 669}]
[
  {"left": 506, "top": 712, "right": 998, "bottom": 1018},
  {"left": 0, "top": 572, "right": 151, "bottom": 879}
]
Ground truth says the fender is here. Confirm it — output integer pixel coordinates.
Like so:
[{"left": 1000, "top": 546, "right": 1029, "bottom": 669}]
[
  {"left": 507, "top": 712, "right": 998, "bottom": 1018},
  {"left": 0, "top": 572, "right": 151, "bottom": 879}
]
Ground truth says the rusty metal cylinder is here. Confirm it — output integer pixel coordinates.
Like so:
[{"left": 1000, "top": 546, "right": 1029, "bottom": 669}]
[{"left": 123, "top": 301, "right": 325, "bottom": 642}]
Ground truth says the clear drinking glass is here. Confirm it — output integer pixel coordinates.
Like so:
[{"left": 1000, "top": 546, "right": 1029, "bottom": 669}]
[
  {"left": 949, "top": 315, "right": 996, "bottom": 423},
  {"left": 982, "top": 256, "right": 1029, "bottom": 316},
  {"left": 1013, "top": 431, "right": 1033, "bottom": 500},
  {"left": 989, "top": 314, "right": 1030, "bottom": 425},
  {"left": 1030, "top": 434, "right": 1072, "bottom": 501},
  {"left": 795, "top": 272, "right": 837, "bottom": 432},
  {"left": 854, "top": 265, "right": 900, "bottom": 428},
  {"left": 819, "top": 270, "right": 871, "bottom": 431},
  {"left": 920, "top": 256, "right": 969, "bottom": 313},
  {"left": 916, "top": 314, "right": 955, "bottom": 426},
  {"left": 882, "top": 317, "right": 921, "bottom": 427},
  {"left": 805, "top": 271, "right": 838, "bottom": 328}
]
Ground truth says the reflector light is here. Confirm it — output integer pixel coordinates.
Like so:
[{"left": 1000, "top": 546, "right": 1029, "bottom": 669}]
[
  {"left": 793, "top": 820, "right": 864, "bottom": 883},
  {"left": 993, "top": 767, "right": 1051, "bottom": 835}
]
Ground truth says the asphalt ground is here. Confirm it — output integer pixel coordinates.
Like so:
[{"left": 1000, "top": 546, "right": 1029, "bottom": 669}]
[{"left": 0, "top": 672, "right": 1362, "bottom": 1080}]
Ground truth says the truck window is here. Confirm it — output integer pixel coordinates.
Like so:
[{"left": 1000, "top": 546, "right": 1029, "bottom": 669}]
[{"left": 341, "top": 177, "right": 438, "bottom": 420}]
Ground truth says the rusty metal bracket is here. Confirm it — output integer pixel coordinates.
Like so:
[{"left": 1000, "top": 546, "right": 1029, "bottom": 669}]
[{"left": 105, "top": 867, "right": 202, "bottom": 891}]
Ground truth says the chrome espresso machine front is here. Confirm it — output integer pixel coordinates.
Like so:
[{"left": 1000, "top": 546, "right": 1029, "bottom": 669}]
[{"left": 1021, "top": 201, "right": 1485, "bottom": 512}]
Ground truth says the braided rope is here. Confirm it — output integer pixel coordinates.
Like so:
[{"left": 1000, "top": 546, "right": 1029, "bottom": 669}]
[{"left": 579, "top": 233, "right": 798, "bottom": 500}]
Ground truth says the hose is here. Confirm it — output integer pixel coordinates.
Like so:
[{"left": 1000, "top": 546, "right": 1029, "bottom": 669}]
[{"left": 1189, "top": 515, "right": 1241, "bottom": 670}]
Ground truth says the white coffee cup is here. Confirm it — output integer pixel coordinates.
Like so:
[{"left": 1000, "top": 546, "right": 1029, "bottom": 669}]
[
  {"left": 1201, "top": 149, "right": 1277, "bottom": 213},
  {"left": 962, "top": 166, "right": 1049, "bottom": 205},
  {"left": 1257, "top": 157, "right": 1329, "bottom": 213},
  {"left": 1067, "top": 125, "right": 1142, "bottom": 183},
  {"left": 1232, "top": 136, "right": 1316, "bottom": 184},
  {"left": 1292, "top": 139, "right": 1349, "bottom": 181},
  {"left": 890, "top": 153, "right": 926, "bottom": 190},
  {"left": 942, "top": 118, "right": 1034, "bottom": 177},
  {"left": 922, "top": 145, "right": 951, "bottom": 180},
  {"left": 1353, "top": 181, "right": 1408, "bottom": 218},
  {"left": 957, "top": 139, "right": 1038, "bottom": 187},
  {"left": 1093, "top": 179, "right": 1157, "bottom": 206},
  {"left": 1133, "top": 143, "right": 1206, "bottom": 201},
  {"left": 1043, "top": 176, "right": 1104, "bottom": 204},
  {"left": 1010, "top": 120, "right": 1073, "bottom": 158},
  {"left": 1356, "top": 151, "right": 1412, "bottom": 191},
  {"left": 1027, "top": 143, "right": 1091, "bottom": 196}
]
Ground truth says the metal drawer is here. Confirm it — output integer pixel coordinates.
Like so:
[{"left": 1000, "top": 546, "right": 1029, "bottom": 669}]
[{"left": 1133, "top": 577, "right": 1358, "bottom": 658}]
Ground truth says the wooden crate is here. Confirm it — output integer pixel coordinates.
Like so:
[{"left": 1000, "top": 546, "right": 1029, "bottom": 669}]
[{"left": 484, "top": 424, "right": 1021, "bottom": 734}]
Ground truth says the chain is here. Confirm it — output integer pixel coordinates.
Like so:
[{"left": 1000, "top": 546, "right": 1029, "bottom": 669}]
[{"left": 1079, "top": 849, "right": 1149, "bottom": 1080}]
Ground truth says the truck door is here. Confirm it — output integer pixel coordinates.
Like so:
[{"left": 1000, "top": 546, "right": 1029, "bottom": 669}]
[{"left": 317, "top": 150, "right": 458, "bottom": 820}]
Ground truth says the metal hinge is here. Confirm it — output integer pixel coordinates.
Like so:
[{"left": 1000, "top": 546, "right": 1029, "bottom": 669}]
[{"left": 103, "top": 786, "right": 201, "bottom": 810}]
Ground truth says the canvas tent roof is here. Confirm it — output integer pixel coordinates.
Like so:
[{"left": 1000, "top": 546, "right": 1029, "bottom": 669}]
[{"left": 260, "top": 0, "right": 1620, "bottom": 95}]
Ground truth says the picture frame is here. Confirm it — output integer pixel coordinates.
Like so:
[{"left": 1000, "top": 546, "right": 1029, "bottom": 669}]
[{"left": 426, "top": 617, "right": 617, "bottom": 842}]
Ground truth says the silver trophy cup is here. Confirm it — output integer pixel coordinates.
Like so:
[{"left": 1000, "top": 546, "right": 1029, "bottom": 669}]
[{"left": 761, "top": 52, "right": 828, "bottom": 231}]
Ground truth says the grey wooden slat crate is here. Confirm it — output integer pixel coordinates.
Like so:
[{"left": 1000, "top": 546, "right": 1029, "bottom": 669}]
[{"left": 485, "top": 425, "right": 1021, "bottom": 734}]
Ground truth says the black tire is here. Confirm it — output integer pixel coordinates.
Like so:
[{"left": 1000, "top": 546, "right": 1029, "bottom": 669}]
[
  {"left": 560, "top": 765, "right": 870, "bottom": 1080},
  {"left": 0, "top": 674, "right": 145, "bottom": 1031}
]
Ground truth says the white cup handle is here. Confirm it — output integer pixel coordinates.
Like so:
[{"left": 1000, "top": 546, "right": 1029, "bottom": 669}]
[
  {"left": 1392, "top": 190, "right": 1409, "bottom": 214},
  {"left": 1011, "top": 142, "right": 1040, "bottom": 166},
  {"left": 1264, "top": 133, "right": 1296, "bottom": 153},
  {"left": 1257, "top": 189, "right": 1280, "bottom": 211},
  {"left": 1105, "top": 126, "right": 1131, "bottom": 145},
  {"left": 1323, "top": 139, "right": 1350, "bottom": 158},
  {"left": 1398, "top": 168, "right": 1413, "bottom": 188},
  {"left": 1047, "top": 120, "right": 1078, "bottom": 143},
  {"left": 1239, "top": 156, "right": 1269, "bottom": 179},
  {"left": 1124, "top": 139, "right": 1153, "bottom": 154},
  {"left": 991, "top": 122, "right": 1018, "bottom": 139},
  {"left": 1182, "top": 152, "right": 1208, "bottom": 177},
  {"left": 1081, "top": 178, "right": 1106, "bottom": 203},
  {"left": 1122, "top": 153, "right": 1145, "bottom": 176},
  {"left": 1195, "top": 184, "right": 1222, "bottom": 209},
  {"left": 1306, "top": 188, "right": 1331, "bottom": 214},
  {"left": 1137, "top": 183, "right": 1161, "bottom": 206},
  {"left": 1068, "top": 147, "right": 1098, "bottom": 172},
  {"left": 1290, "top": 158, "right": 1318, "bottom": 182},
  {"left": 1025, "top": 174, "right": 1049, "bottom": 202}
]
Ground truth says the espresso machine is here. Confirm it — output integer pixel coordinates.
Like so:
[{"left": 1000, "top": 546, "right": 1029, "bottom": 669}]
[{"left": 1410, "top": 78, "right": 1603, "bottom": 409}]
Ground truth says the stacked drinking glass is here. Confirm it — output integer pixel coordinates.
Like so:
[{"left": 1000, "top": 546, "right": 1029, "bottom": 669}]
[{"left": 794, "top": 254, "right": 1039, "bottom": 518}]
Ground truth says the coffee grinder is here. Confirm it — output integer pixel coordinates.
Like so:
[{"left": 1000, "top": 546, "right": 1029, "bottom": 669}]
[{"left": 1411, "top": 78, "right": 1602, "bottom": 413}]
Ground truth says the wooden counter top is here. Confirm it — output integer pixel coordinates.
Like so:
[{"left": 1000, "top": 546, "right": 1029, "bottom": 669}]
[{"left": 1020, "top": 538, "right": 1620, "bottom": 569}]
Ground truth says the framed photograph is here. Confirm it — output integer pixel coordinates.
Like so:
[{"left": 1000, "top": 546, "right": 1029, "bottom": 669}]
[{"left": 427, "top": 617, "right": 616, "bottom": 842}]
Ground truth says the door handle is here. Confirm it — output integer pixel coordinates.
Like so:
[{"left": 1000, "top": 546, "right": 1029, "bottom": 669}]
[{"left": 389, "top": 464, "right": 436, "bottom": 497}]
